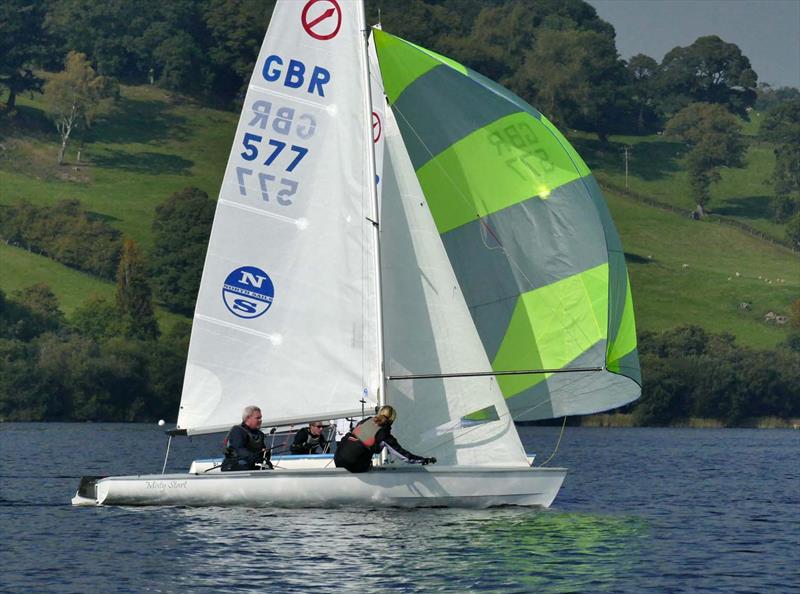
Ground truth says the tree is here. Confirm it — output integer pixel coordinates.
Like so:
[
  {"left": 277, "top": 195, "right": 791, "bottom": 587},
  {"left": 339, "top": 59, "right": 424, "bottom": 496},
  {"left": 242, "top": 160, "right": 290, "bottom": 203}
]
[
  {"left": 0, "top": 286, "right": 63, "bottom": 341},
  {"left": 761, "top": 100, "right": 800, "bottom": 222},
  {"left": 150, "top": 187, "right": 216, "bottom": 314},
  {"left": 116, "top": 239, "right": 159, "bottom": 340},
  {"left": 787, "top": 212, "right": 800, "bottom": 250},
  {"left": 70, "top": 296, "right": 121, "bottom": 339},
  {"left": 514, "top": 28, "right": 629, "bottom": 143},
  {"left": 43, "top": 51, "right": 118, "bottom": 165},
  {"left": 627, "top": 54, "right": 661, "bottom": 132},
  {"left": 0, "top": 1, "right": 48, "bottom": 112},
  {"left": 755, "top": 84, "right": 800, "bottom": 112},
  {"left": 202, "top": 0, "right": 275, "bottom": 100},
  {"left": 147, "top": 321, "right": 191, "bottom": 419},
  {"left": 665, "top": 103, "right": 746, "bottom": 213},
  {"left": 656, "top": 35, "right": 757, "bottom": 117},
  {"left": 45, "top": 0, "right": 157, "bottom": 79}
]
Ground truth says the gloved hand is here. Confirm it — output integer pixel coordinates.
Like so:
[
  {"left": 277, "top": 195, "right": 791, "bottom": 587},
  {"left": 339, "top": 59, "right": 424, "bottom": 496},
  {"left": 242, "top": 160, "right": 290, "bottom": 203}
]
[{"left": 421, "top": 457, "right": 437, "bottom": 465}]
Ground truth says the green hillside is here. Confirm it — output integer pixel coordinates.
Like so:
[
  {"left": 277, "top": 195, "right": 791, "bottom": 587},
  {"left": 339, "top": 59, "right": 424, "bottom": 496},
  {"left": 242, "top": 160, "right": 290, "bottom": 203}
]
[
  {"left": 571, "top": 118, "right": 788, "bottom": 242},
  {"left": 607, "top": 193, "right": 797, "bottom": 349},
  {"left": 0, "top": 242, "right": 186, "bottom": 331},
  {"left": 1, "top": 84, "right": 235, "bottom": 250},
  {"left": 1, "top": 84, "right": 797, "bottom": 348}
]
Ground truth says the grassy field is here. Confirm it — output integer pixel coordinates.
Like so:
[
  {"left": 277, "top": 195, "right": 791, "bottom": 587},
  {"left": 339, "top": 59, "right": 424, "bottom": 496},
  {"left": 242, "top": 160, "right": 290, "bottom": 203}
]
[
  {"left": 0, "top": 84, "right": 236, "bottom": 250},
  {"left": 607, "top": 190, "right": 798, "bottom": 349},
  {"left": 571, "top": 115, "right": 787, "bottom": 241},
  {"left": 0, "top": 242, "right": 187, "bottom": 330},
  {"left": 1, "top": 84, "right": 797, "bottom": 348}
]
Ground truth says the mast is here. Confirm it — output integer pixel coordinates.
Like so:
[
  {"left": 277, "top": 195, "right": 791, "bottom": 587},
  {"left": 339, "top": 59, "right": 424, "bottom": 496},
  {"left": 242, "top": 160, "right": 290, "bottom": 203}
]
[{"left": 357, "top": 1, "right": 386, "bottom": 412}]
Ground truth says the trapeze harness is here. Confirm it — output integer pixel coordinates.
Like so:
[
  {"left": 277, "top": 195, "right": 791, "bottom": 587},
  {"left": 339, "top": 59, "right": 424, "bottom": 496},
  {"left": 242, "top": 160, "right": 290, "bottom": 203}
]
[{"left": 334, "top": 417, "right": 424, "bottom": 473}]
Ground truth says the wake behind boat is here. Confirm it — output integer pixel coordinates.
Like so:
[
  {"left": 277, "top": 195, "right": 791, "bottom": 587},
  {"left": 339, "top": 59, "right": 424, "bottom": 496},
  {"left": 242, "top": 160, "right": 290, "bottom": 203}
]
[{"left": 73, "top": 0, "right": 639, "bottom": 509}]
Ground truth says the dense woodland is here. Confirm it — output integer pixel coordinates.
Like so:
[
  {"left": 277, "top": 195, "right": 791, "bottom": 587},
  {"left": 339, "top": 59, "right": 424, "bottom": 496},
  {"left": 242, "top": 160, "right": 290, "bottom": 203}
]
[{"left": 1, "top": 0, "right": 799, "bottom": 425}]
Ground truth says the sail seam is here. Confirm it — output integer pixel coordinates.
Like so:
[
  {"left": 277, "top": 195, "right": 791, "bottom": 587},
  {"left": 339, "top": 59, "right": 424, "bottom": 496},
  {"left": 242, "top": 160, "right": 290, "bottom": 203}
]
[
  {"left": 218, "top": 198, "right": 303, "bottom": 225},
  {"left": 194, "top": 313, "right": 281, "bottom": 342},
  {"left": 247, "top": 84, "right": 332, "bottom": 110}
]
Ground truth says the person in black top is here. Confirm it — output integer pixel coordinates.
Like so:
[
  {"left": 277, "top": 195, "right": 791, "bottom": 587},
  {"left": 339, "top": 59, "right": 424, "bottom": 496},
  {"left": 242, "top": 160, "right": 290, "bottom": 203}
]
[
  {"left": 221, "top": 405, "right": 272, "bottom": 472},
  {"left": 290, "top": 421, "right": 329, "bottom": 454},
  {"left": 334, "top": 405, "right": 436, "bottom": 473}
]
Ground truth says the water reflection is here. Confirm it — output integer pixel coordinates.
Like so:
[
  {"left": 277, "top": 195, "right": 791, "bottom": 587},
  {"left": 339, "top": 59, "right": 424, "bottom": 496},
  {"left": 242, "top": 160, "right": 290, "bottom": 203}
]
[{"left": 170, "top": 507, "right": 646, "bottom": 593}]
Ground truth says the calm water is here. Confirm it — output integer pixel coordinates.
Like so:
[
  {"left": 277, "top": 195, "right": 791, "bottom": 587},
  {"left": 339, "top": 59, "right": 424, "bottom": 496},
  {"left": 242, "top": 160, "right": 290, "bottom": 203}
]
[{"left": 0, "top": 424, "right": 797, "bottom": 593}]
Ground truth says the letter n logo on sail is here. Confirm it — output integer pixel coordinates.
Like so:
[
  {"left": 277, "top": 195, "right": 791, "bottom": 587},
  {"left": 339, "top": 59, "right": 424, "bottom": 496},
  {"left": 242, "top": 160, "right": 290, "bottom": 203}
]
[{"left": 222, "top": 266, "right": 275, "bottom": 319}]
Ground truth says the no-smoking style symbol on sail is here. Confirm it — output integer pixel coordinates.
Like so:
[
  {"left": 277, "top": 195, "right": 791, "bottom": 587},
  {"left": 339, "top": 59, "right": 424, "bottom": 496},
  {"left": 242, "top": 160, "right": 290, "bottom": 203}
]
[
  {"left": 301, "top": 0, "right": 342, "bottom": 40},
  {"left": 372, "top": 112, "right": 381, "bottom": 143}
]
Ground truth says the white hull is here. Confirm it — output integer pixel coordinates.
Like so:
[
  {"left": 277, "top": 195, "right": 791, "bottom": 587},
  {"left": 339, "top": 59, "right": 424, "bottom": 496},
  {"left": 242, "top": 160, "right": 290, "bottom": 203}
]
[{"left": 72, "top": 465, "right": 566, "bottom": 509}]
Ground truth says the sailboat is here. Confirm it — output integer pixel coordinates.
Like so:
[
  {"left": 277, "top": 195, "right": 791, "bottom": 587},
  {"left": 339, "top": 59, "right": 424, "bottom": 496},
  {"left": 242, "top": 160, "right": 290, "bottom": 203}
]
[{"left": 72, "top": 0, "right": 640, "bottom": 508}]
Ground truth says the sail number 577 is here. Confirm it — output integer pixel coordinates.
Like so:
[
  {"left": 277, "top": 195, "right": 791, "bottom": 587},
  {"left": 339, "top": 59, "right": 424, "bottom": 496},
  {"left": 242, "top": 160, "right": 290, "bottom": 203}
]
[
  {"left": 241, "top": 133, "right": 308, "bottom": 171},
  {"left": 236, "top": 133, "right": 309, "bottom": 205}
]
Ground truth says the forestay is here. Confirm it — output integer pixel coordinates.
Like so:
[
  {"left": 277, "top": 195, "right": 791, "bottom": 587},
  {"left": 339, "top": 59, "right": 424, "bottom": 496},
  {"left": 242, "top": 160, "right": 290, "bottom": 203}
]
[
  {"left": 373, "top": 30, "right": 641, "bottom": 422},
  {"left": 177, "top": 1, "right": 379, "bottom": 434}
]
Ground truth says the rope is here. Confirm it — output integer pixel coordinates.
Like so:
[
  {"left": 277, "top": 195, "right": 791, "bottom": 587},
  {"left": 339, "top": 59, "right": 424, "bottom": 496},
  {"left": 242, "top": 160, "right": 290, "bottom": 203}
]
[{"left": 537, "top": 416, "right": 567, "bottom": 467}]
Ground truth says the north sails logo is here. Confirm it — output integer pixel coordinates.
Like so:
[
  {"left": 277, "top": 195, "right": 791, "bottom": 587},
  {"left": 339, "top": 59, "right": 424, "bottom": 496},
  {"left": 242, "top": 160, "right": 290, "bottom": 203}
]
[{"left": 222, "top": 266, "right": 275, "bottom": 319}]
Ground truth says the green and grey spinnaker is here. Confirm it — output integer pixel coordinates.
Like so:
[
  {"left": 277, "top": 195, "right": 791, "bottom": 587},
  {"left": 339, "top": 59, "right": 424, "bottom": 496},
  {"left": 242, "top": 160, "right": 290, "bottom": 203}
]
[{"left": 374, "top": 29, "right": 640, "bottom": 421}]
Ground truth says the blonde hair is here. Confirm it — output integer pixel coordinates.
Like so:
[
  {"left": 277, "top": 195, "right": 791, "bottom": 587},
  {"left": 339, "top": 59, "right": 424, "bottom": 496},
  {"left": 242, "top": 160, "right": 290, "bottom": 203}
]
[{"left": 376, "top": 405, "right": 396, "bottom": 423}]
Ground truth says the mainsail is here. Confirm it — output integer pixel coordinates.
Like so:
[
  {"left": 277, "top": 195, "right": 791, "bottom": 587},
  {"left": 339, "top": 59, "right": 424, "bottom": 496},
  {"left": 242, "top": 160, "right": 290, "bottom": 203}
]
[
  {"left": 177, "top": 1, "right": 379, "bottom": 434},
  {"left": 373, "top": 30, "right": 641, "bottom": 421}
]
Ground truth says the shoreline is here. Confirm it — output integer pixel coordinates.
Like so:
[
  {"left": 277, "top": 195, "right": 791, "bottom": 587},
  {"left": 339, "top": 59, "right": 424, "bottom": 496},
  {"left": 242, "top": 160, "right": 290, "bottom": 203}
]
[
  {"left": 2, "top": 416, "right": 799, "bottom": 429},
  {"left": 576, "top": 414, "right": 800, "bottom": 429}
]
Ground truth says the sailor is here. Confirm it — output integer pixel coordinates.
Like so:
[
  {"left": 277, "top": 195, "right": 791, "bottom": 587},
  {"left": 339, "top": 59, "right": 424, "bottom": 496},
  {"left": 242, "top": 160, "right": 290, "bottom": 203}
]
[
  {"left": 334, "top": 405, "right": 436, "bottom": 473},
  {"left": 290, "top": 421, "right": 329, "bottom": 454},
  {"left": 221, "top": 405, "right": 273, "bottom": 471}
]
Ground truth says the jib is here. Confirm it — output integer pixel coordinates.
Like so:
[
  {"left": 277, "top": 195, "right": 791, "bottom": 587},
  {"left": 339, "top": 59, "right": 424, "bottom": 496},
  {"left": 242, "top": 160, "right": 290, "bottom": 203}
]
[{"left": 262, "top": 55, "right": 330, "bottom": 97}]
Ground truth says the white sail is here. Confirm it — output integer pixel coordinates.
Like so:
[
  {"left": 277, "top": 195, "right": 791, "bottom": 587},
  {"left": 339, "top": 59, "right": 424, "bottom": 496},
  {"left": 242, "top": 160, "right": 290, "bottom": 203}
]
[
  {"left": 177, "top": 0, "right": 379, "bottom": 434},
  {"left": 381, "top": 109, "right": 529, "bottom": 467}
]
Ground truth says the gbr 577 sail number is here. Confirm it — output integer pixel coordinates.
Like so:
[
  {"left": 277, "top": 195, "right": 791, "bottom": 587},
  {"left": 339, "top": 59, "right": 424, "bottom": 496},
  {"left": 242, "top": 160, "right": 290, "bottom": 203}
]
[{"left": 235, "top": 54, "right": 330, "bottom": 207}]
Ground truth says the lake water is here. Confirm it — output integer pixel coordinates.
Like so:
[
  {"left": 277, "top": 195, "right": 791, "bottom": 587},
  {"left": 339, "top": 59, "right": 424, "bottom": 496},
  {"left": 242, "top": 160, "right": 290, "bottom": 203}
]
[{"left": 0, "top": 423, "right": 797, "bottom": 593}]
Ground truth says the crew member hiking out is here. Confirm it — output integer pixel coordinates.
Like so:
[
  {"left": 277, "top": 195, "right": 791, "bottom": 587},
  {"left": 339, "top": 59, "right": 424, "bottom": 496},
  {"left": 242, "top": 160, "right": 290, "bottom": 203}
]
[{"left": 334, "top": 405, "right": 436, "bottom": 473}]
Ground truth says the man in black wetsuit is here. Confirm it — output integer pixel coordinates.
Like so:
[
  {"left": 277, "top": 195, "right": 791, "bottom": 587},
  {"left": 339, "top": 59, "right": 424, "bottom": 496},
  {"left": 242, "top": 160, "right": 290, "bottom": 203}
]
[
  {"left": 334, "top": 405, "right": 436, "bottom": 473},
  {"left": 221, "top": 405, "right": 272, "bottom": 472},
  {"left": 290, "top": 421, "right": 329, "bottom": 454}
]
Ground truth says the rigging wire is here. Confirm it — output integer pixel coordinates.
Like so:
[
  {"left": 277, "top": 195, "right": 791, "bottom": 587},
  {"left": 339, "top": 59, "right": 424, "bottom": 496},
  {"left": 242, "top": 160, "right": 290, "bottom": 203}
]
[{"left": 161, "top": 435, "right": 172, "bottom": 475}]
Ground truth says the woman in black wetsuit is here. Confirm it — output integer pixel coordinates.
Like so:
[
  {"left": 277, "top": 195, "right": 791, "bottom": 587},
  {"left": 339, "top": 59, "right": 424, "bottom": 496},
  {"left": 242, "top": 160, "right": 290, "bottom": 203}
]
[{"left": 334, "top": 405, "right": 436, "bottom": 473}]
